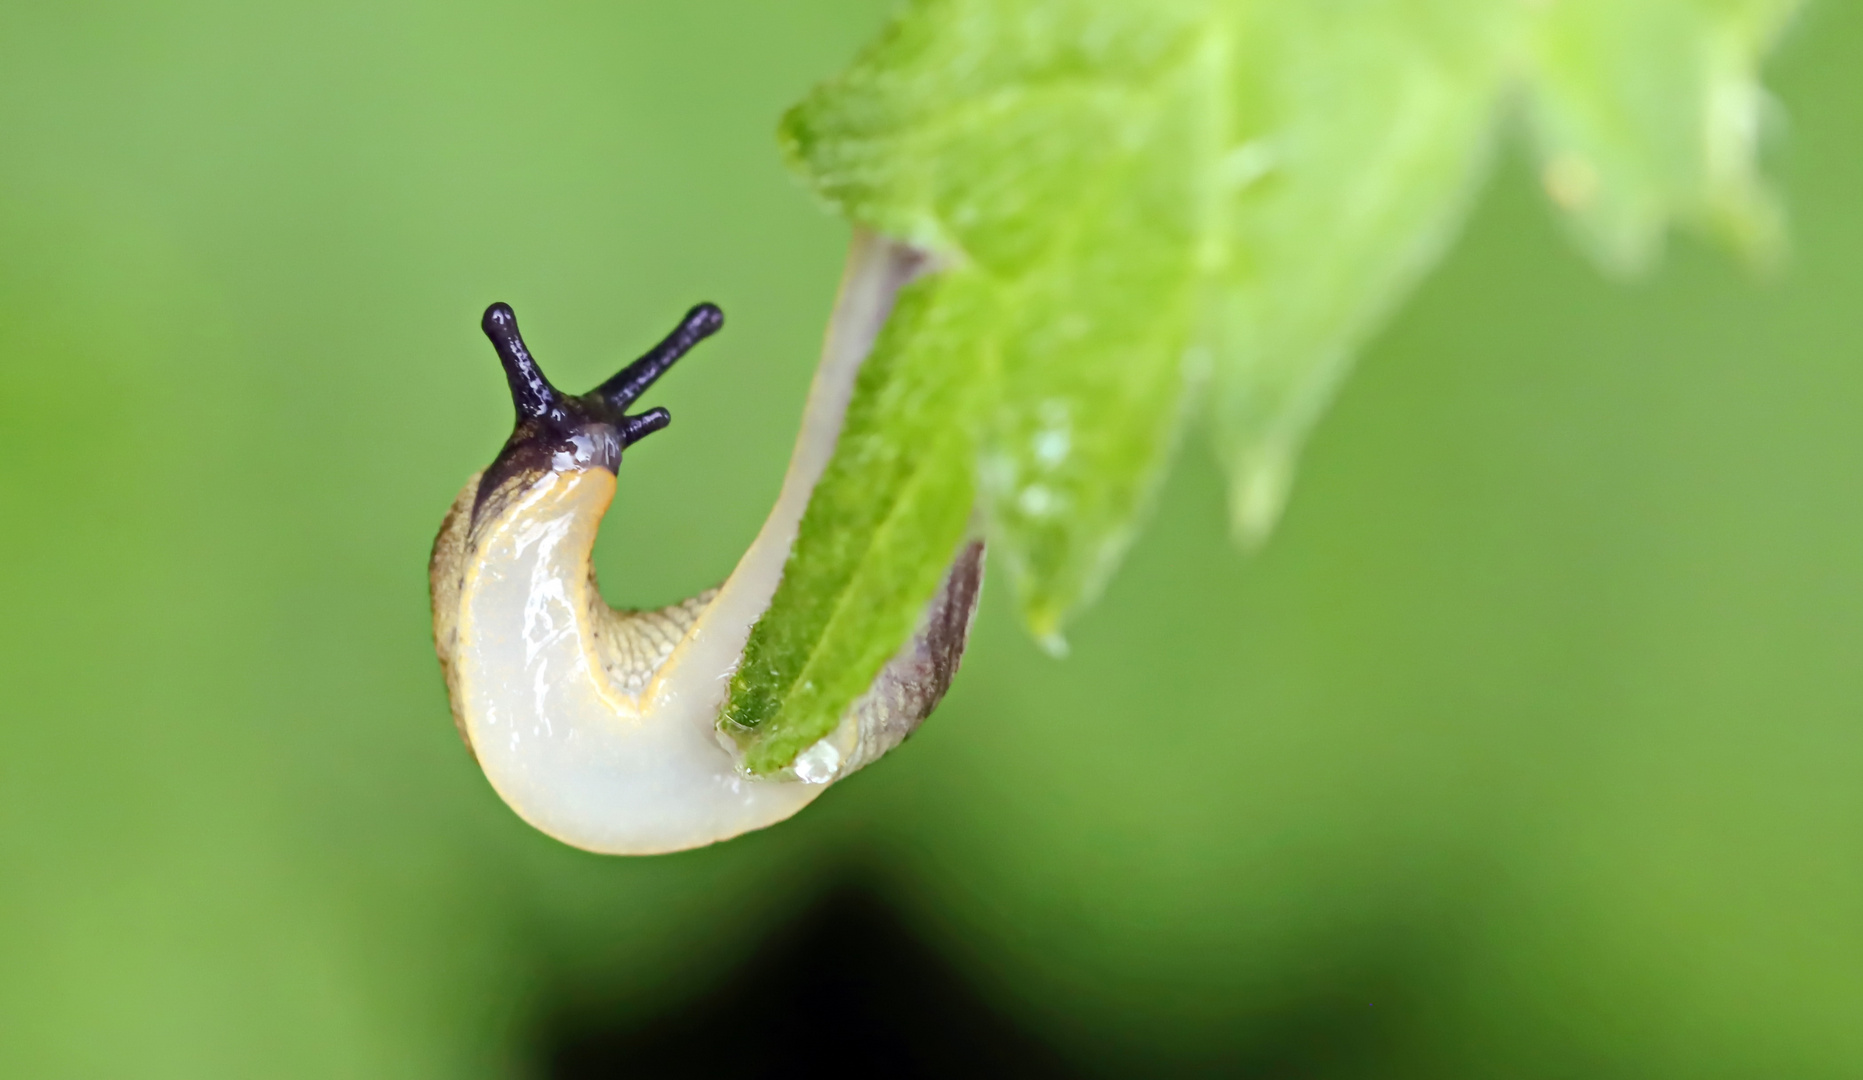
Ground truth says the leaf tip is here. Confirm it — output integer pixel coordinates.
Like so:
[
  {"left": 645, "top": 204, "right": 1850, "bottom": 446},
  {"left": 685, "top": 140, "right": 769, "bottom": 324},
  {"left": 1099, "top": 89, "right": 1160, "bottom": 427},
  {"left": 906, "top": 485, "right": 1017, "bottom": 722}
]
[
  {"left": 1018, "top": 599, "right": 1071, "bottom": 658},
  {"left": 1712, "top": 185, "right": 1789, "bottom": 279},
  {"left": 1227, "top": 450, "right": 1294, "bottom": 551}
]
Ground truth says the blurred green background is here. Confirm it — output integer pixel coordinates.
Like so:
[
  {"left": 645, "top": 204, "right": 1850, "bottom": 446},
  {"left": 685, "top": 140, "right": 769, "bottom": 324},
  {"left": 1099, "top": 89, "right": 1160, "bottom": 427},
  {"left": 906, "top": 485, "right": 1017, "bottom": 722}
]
[{"left": 2, "top": 1, "right": 1860, "bottom": 1076}]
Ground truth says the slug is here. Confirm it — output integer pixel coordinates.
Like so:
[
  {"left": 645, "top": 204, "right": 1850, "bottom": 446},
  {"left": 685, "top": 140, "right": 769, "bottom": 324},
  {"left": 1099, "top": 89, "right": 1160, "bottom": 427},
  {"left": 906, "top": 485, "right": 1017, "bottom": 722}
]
[{"left": 430, "top": 232, "right": 984, "bottom": 855}]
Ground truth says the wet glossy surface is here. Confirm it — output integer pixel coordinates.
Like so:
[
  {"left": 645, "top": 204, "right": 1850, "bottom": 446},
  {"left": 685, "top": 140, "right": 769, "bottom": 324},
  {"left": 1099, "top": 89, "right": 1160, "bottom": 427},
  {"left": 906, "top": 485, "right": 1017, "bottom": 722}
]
[{"left": 454, "top": 467, "right": 819, "bottom": 854}]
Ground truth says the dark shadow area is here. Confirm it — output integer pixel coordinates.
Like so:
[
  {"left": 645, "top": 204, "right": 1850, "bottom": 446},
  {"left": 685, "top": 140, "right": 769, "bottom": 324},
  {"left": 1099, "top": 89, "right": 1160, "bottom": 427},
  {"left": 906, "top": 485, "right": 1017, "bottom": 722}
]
[
  {"left": 539, "top": 879, "right": 1078, "bottom": 1079},
  {"left": 538, "top": 879, "right": 1425, "bottom": 1079}
]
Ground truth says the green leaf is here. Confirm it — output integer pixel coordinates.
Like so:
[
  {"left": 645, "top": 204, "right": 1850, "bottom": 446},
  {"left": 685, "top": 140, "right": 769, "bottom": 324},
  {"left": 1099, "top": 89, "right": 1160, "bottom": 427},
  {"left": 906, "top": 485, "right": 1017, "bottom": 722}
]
[
  {"left": 1202, "top": 1, "right": 1520, "bottom": 543},
  {"left": 781, "top": 1, "right": 1224, "bottom": 643},
  {"left": 727, "top": 0, "right": 1800, "bottom": 772},
  {"left": 1523, "top": 0, "right": 1799, "bottom": 272},
  {"left": 722, "top": 276, "right": 980, "bottom": 774}
]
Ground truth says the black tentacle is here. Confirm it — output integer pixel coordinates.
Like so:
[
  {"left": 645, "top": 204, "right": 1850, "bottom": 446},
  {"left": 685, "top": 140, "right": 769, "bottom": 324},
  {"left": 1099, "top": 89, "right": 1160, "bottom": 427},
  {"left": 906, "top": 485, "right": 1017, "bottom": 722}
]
[
  {"left": 482, "top": 302, "right": 560, "bottom": 421},
  {"left": 597, "top": 303, "right": 723, "bottom": 409},
  {"left": 472, "top": 301, "right": 720, "bottom": 527},
  {"left": 618, "top": 407, "right": 672, "bottom": 447}
]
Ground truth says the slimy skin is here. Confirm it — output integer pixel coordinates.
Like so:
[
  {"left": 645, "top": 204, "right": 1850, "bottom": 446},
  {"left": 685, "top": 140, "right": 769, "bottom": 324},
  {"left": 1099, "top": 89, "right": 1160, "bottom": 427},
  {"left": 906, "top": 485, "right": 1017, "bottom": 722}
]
[{"left": 430, "top": 232, "right": 982, "bottom": 854}]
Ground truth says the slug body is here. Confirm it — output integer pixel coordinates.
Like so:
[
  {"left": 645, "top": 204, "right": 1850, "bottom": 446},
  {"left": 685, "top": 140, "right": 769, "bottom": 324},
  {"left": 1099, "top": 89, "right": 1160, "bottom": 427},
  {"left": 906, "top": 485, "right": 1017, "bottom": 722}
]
[{"left": 431, "top": 233, "right": 982, "bottom": 854}]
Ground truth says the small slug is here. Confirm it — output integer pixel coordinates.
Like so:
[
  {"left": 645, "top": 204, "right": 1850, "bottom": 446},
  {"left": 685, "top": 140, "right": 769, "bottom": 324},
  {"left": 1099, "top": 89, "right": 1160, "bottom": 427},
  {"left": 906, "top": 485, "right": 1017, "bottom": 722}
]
[{"left": 430, "top": 232, "right": 983, "bottom": 854}]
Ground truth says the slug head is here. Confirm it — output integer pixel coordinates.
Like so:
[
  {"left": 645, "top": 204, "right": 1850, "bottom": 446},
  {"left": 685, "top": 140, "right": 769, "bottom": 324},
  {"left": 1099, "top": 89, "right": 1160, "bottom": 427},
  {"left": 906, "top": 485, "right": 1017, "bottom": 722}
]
[{"left": 473, "top": 301, "right": 723, "bottom": 524}]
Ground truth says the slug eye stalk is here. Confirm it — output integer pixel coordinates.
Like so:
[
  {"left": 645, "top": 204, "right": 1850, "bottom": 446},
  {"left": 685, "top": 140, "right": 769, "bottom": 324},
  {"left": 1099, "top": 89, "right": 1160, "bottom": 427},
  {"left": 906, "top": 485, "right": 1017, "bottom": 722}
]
[
  {"left": 466, "top": 301, "right": 719, "bottom": 527},
  {"left": 430, "top": 233, "right": 982, "bottom": 855},
  {"left": 480, "top": 298, "right": 718, "bottom": 429},
  {"left": 597, "top": 302, "right": 723, "bottom": 411}
]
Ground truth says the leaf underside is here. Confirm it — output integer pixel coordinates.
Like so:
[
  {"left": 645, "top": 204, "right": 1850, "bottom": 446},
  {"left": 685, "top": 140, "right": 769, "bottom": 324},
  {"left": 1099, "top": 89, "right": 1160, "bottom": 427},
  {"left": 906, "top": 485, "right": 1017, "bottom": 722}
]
[{"left": 725, "top": 0, "right": 1801, "bottom": 773}]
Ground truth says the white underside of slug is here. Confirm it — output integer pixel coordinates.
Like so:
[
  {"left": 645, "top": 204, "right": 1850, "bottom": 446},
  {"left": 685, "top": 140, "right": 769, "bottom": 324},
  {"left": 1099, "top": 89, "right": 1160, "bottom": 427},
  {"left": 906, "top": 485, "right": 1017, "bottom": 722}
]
[
  {"left": 432, "top": 232, "right": 973, "bottom": 855},
  {"left": 448, "top": 466, "right": 818, "bottom": 854}
]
